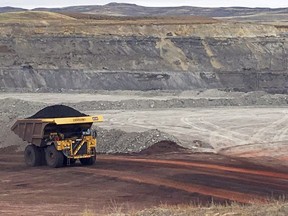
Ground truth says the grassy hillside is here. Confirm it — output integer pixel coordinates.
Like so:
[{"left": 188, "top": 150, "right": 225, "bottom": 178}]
[
  {"left": 0, "top": 11, "right": 75, "bottom": 23},
  {"left": 1, "top": 4, "right": 288, "bottom": 25},
  {"left": 0, "top": 11, "right": 278, "bottom": 38},
  {"left": 1, "top": 5, "right": 288, "bottom": 26},
  {"left": 0, "top": 11, "right": 218, "bottom": 26},
  {"left": 29, "top": 3, "right": 288, "bottom": 25}
]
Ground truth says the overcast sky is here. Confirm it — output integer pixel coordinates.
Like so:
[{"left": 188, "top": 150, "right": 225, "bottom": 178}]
[{"left": 1, "top": 0, "right": 287, "bottom": 9}]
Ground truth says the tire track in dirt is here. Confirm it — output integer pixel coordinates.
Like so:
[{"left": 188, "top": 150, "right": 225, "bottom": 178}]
[
  {"left": 198, "top": 120, "right": 250, "bottom": 142},
  {"left": 105, "top": 109, "right": 288, "bottom": 153},
  {"left": 183, "top": 116, "right": 250, "bottom": 141},
  {"left": 2, "top": 157, "right": 287, "bottom": 192},
  {"left": 250, "top": 111, "right": 288, "bottom": 142},
  {"left": 181, "top": 117, "right": 245, "bottom": 146},
  {"left": 98, "top": 157, "right": 288, "bottom": 190},
  {"left": 110, "top": 115, "right": 202, "bottom": 145},
  {"left": 100, "top": 156, "right": 288, "bottom": 180},
  {"left": 219, "top": 141, "right": 282, "bottom": 152},
  {"left": 273, "top": 126, "right": 288, "bottom": 142},
  {"left": 74, "top": 167, "right": 267, "bottom": 204}
]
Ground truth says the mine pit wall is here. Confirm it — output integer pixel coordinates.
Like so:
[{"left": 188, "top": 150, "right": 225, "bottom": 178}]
[
  {"left": 1, "top": 69, "right": 288, "bottom": 93},
  {"left": 0, "top": 35, "right": 287, "bottom": 93}
]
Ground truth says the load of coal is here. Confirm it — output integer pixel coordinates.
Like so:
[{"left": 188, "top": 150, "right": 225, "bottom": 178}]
[{"left": 27, "top": 105, "right": 87, "bottom": 119}]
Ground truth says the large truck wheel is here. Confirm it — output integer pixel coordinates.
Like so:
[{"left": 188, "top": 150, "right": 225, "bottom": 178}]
[
  {"left": 80, "top": 154, "right": 96, "bottom": 166},
  {"left": 45, "top": 145, "right": 64, "bottom": 168},
  {"left": 24, "top": 144, "right": 42, "bottom": 167}
]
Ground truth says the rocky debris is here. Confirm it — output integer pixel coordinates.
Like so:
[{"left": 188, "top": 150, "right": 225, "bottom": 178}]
[
  {"left": 192, "top": 140, "right": 212, "bottom": 149},
  {"left": 94, "top": 126, "right": 180, "bottom": 154},
  {"left": 0, "top": 99, "right": 43, "bottom": 150},
  {"left": 71, "top": 92, "right": 288, "bottom": 111},
  {"left": 0, "top": 98, "right": 43, "bottom": 119}
]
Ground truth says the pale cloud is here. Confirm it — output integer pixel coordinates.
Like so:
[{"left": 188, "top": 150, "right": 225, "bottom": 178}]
[{"left": 1, "top": 0, "right": 287, "bottom": 9}]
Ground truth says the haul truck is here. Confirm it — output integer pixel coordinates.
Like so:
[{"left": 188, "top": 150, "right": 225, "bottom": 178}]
[{"left": 11, "top": 105, "right": 103, "bottom": 168}]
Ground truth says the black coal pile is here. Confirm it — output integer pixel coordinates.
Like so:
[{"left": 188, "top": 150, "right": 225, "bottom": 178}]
[{"left": 27, "top": 105, "right": 87, "bottom": 119}]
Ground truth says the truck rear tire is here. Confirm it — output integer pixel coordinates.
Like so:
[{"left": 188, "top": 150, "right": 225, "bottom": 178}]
[
  {"left": 80, "top": 154, "right": 96, "bottom": 166},
  {"left": 24, "top": 144, "right": 42, "bottom": 167},
  {"left": 45, "top": 145, "right": 64, "bottom": 168}
]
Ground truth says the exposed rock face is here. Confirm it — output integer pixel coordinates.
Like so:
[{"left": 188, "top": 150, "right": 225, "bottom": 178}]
[
  {"left": 1, "top": 69, "right": 288, "bottom": 93},
  {"left": 0, "top": 31, "right": 287, "bottom": 93},
  {"left": 0, "top": 12, "right": 287, "bottom": 93},
  {"left": 1, "top": 35, "right": 286, "bottom": 72}
]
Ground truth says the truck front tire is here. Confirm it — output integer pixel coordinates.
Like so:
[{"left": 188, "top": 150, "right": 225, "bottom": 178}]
[
  {"left": 45, "top": 145, "right": 64, "bottom": 168},
  {"left": 24, "top": 144, "right": 42, "bottom": 167}
]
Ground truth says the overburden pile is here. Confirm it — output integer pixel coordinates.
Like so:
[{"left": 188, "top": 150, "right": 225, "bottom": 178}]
[{"left": 95, "top": 127, "right": 181, "bottom": 154}]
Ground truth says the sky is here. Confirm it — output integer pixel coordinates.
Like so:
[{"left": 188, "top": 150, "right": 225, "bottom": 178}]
[{"left": 0, "top": 0, "right": 287, "bottom": 9}]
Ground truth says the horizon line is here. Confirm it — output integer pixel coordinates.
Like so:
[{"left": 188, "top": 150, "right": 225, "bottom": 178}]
[{"left": 1, "top": 3, "right": 287, "bottom": 10}]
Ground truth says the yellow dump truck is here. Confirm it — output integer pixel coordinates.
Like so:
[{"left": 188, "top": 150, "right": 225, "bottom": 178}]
[{"left": 11, "top": 105, "right": 103, "bottom": 168}]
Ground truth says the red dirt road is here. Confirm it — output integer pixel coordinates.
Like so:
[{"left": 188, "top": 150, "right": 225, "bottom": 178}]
[{"left": 0, "top": 152, "right": 288, "bottom": 215}]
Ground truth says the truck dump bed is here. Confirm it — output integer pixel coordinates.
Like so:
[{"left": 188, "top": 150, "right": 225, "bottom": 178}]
[{"left": 12, "top": 107, "right": 103, "bottom": 146}]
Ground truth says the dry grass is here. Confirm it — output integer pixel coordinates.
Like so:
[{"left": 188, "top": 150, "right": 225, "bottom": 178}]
[
  {"left": 80, "top": 200, "right": 288, "bottom": 216},
  {"left": 0, "top": 11, "right": 278, "bottom": 38},
  {"left": 81, "top": 209, "right": 95, "bottom": 216},
  {"left": 0, "top": 11, "right": 219, "bottom": 26},
  {"left": 61, "top": 12, "right": 219, "bottom": 25},
  {"left": 134, "top": 202, "right": 288, "bottom": 216},
  {"left": 0, "top": 11, "right": 223, "bottom": 37}
]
